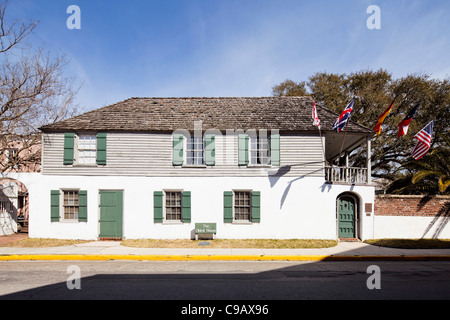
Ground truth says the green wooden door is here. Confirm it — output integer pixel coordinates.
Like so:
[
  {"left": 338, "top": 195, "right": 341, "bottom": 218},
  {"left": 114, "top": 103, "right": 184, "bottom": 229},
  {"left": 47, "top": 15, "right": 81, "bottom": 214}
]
[
  {"left": 99, "top": 190, "right": 123, "bottom": 239},
  {"left": 338, "top": 196, "right": 355, "bottom": 238}
]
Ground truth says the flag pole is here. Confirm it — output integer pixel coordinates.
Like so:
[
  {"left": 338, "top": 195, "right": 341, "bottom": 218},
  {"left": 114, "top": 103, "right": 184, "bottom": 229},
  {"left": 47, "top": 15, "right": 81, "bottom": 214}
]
[
  {"left": 318, "top": 124, "right": 326, "bottom": 164},
  {"left": 330, "top": 96, "right": 355, "bottom": 162},
  {"left": 312, "top": 100, "right": 326, "bottom": 163}
]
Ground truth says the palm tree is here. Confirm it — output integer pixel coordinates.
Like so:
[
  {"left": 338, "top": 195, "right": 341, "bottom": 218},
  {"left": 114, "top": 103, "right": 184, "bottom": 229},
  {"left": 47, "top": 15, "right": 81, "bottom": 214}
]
[
  {"left": 387, "top": 133, "right": 450, "bottom": 195},
  {"left": 411, "top": 134, "right": 450, "bottom": 193}
]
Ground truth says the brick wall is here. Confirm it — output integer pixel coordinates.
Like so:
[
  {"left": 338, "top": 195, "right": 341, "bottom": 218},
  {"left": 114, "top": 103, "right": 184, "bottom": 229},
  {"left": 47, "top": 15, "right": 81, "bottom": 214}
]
[{"left": 375, "top": 195, "right": 450, "bottom": 217}]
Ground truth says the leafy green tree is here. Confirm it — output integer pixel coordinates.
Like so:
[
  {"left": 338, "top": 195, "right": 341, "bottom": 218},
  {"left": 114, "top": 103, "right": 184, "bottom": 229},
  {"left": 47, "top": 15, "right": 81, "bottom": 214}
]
[
  {"left": 272, "top": 79, "right": 308, "bottom": 97},
  {"left": 272, "top": 69, "right": 450, "bottom": 194}
]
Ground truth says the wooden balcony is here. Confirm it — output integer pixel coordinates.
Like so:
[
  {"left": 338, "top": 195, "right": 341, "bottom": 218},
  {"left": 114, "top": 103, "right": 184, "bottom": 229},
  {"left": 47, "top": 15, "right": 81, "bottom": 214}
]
[{"left": 325, "top": 166, "right": 369, "bottom": 184}]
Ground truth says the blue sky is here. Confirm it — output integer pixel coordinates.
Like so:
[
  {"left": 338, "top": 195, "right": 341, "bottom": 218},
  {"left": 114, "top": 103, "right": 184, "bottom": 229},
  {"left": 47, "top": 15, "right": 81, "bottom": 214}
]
[{"left": 7, "top": 0, "right": 450, "bottom": 112}]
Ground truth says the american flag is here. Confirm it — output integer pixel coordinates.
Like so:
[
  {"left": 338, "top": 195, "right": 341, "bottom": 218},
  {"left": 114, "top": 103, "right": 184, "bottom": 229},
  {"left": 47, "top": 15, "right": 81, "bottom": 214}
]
[
  {"left": 411, "top": 120, "right": 434, "bottom": 160},
  {"left": 332, "top": 98, "right": 354, "bottom": 132},
  {"left": 312, "top": 101, "right": 320, "bottom": 128}
]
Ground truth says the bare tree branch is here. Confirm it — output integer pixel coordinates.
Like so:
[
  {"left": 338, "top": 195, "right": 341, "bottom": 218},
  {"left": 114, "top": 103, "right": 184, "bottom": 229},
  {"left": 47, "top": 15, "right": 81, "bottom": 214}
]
[{"left": 0, "top": 0, "right": 80, "bottom": 172}]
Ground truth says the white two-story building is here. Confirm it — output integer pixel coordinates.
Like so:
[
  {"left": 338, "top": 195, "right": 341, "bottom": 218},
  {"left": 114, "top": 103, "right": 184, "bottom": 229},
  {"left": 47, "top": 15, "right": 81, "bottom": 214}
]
[{"left": 28, "top": 96, "right": 375, "bottom": 240}]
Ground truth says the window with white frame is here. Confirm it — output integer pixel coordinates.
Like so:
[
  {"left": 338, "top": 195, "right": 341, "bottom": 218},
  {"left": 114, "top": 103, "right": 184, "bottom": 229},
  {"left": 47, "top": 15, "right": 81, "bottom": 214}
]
[
  {"left": 234, "top": 191, "right": 251, "bottom": 221},
  {"left": 250, "top": 135, "right": 270, "bottom": 165},
  {"left": 165, "top": 191, "right": 182, "bottom": 221},
  {"left": 186, "top": 136, "right": 204, "bottom": 165},
  {"left": 78, "top": 134, "right": 97, "bottom": 165},
  {"left": 63, "top": 190, "right": 79, "bottom": 220}
]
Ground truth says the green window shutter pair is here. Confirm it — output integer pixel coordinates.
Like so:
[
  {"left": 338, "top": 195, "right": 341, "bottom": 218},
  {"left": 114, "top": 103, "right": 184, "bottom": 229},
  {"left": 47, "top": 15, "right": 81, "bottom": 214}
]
[
  {"left": 238, "top": 134, "right": 280, "bottom": 166},
  {"left": 63, "top": 132, "right": 107, "bottom": 165},
  {"left": 50, "top": 190, "right": 87, "bottom": 222},
  {"left": 223, "top": 191, "right": 261, "bottom": 223},
  {"left": 173, "top": 134, "right": 216, "bottom": 166},
  {"left": 153, "top": 191, "right": 191, "bottom": 223}
]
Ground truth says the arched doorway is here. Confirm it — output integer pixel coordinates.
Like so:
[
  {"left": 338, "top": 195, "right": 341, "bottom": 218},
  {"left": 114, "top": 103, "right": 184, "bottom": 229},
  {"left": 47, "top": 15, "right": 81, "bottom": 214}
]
[
  {"left": 337, "top": 193, "right": 360, "bottom": 239},
  {"left": 0, "top": 178, "right": 29, "bottom": 235}
]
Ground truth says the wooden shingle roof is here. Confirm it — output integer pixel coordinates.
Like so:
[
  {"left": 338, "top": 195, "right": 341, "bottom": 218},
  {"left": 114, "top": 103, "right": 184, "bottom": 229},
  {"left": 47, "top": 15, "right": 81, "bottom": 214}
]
[{"left": 39, "top": 97, "right": 372, "bottom": 134}]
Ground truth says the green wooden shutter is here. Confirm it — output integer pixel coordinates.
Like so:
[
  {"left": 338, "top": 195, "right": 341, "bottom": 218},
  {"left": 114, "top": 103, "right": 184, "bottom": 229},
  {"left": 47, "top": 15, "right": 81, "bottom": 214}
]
[
  {"left": 96, "top": 133, "right": 107, "bottom": 165},
  {"left": 50, "top": 190, "right": 60, "bottom": 222},
  {"left": 205, "top": 135, "right": 215, "bottom": 166},
  {"left": 78, "top": 190, "right": 88, "bottom": 222},
  {"left": 154, "top": 191, "right": 163, "bottom": 223},
  {"left": 182, "top": 191, "right": 191, "bottom": 223},
  {"left": 173, "top": 134, "right": 184, "bottom": 166},
  {"left": 238, "top": 134, "right": 249, "bottom": 165},
  {"left": 63, "top": 133, "right": 75, "bottom": 165},
  {"left": 251, "top": 191, "right": 261, "bottom": 222},
  {"left": 224, "top": 191, "right": 233, "bottom": 223},
  {"left": 270, "top": 133, "right": 280, "bottom": 166}
]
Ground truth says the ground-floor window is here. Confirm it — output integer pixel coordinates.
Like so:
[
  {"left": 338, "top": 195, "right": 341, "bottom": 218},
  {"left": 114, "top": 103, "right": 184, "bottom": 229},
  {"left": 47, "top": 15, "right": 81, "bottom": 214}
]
[
  {"left": 224, "top": 190, "right": 260, "bottom": 223},
  {"left": 153, "top": 190, "right": 191, "bottom": 223},
  {"left": 234, "top": 191, "right": 251, "bottom": 221},
  {"left": 165, "top": 191, "right": 182, "bottom": 221},
  {"left": 63, "top": 190, "right": 79, "bottom": 220}
]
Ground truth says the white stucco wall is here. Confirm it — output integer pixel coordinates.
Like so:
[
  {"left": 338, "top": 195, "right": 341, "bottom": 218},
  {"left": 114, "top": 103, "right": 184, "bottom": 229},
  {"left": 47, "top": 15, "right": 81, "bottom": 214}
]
[
  {"left": 7, "top": 172, "right": 448, "bottom": 240},
  {"left": 5, "top": 173, "right": 374, "bottom": 240},
  {"left": 373, "top": 216, "right": 450, "bottom": 239}
]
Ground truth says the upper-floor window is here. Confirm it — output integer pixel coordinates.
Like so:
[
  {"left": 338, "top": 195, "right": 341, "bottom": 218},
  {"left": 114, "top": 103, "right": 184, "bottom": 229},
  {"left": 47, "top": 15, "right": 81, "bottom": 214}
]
[
  {"left": 63, "top": 132, "right": 106, "bottom": 166},
  {"left": 250, "top": 136, "right": 270, "bottom": 165},
  {"left": 173, "top": 134, "right": 215, "bottom": 166},
  {"left": 78, "top": 135, "right": 97, "bottom": 165},
  {"left": 238, "top": 132, "right": 279, "bottom": 166},
  {"left": 186, "top": 136, "right": 204, "bottom": 165}
]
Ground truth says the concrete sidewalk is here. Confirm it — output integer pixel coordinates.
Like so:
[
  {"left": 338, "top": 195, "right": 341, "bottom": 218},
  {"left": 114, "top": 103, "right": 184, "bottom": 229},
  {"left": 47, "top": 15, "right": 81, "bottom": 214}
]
[{"left": 1, "top": 240, "right": 450, "bottom": 261}]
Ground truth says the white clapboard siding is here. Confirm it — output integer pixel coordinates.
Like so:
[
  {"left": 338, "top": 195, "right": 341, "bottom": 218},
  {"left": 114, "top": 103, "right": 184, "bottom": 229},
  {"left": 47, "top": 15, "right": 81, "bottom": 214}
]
[{"left": 42, "top": 132, "right": 324, "bottom": 177}]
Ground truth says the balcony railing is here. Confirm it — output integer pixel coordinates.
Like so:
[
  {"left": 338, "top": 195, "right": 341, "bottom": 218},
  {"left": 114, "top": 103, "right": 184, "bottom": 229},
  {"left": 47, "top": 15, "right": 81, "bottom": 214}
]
[{"left": 325, "top": 166, "right": 368, "bottom": 184}]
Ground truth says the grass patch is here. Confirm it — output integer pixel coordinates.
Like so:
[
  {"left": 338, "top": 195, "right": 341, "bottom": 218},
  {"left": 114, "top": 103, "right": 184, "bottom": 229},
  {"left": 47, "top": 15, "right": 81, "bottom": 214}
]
[
  {"left": 121, "top": 239, "right": 338, "bottom": 249},
  {"left": 0, "top": 238, "right": 91, "bottom": 248},
  {"left": 364, "top": 239, "right": 450, "bottom": 249}
]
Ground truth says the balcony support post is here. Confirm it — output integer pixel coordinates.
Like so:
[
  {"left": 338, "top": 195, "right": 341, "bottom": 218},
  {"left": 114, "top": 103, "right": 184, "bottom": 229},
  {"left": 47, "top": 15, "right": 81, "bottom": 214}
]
[{"left": 366, "top": 137, "right": 371, "bottom": 184}]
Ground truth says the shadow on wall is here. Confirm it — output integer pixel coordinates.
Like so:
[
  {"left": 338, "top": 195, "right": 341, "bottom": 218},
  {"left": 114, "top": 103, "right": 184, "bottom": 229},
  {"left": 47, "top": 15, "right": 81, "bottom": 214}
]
[
  {"left": 267, "top": 164, "right": 327, "bottom": 209},
  {"left": 422, "top": 200, "right": 450, "bottom": 239},
  {"left": 0, "top": 184, "right": 18, "bottom": 236}
]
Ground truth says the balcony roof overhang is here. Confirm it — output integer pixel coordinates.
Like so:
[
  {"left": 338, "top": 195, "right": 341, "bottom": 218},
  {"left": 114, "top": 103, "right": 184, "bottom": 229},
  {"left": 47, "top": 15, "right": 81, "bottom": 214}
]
[{"left": 324, "top": 131, "right": 372, "bottom": 162}]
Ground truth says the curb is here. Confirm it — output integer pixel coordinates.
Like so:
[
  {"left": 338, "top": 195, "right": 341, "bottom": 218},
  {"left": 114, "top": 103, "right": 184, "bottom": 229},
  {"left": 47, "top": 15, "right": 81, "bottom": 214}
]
[{"left": 1, "top": 254, "right": 450, "bottom": 261}]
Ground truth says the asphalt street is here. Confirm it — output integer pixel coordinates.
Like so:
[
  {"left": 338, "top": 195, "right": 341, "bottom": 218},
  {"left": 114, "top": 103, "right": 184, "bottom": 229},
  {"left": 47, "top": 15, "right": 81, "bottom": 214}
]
[{"left": 0, "top": 260, "right": 449, "bottom": 301}]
